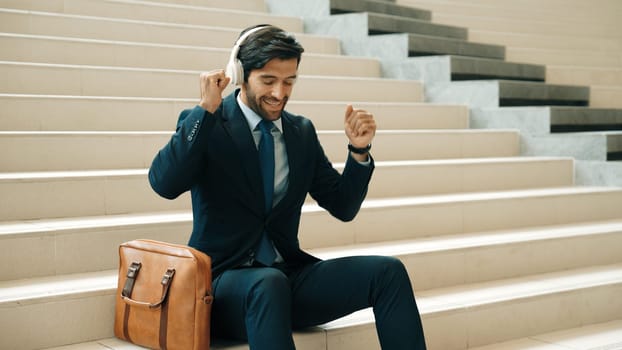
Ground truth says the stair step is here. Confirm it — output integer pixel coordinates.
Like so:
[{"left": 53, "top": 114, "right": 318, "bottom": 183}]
[
  {"left": 329, "top": 0, "right": 431, "bottom": 21},
  {"left": 448, "top": 55, "right": 544, "bottom": 82},
  {"left": 405, "top": 32, "right": 505, "bottom": 59},
  {"left": 7, "top": 211, "right": 621, "bottom": 286},
  {"left": 2, "top": 187, "right": 621, "bottom": 279},
  {"left": 427, "top": 80, "right": 590, "bottom": 107},
  {"left": 0, "top": 129, "right": 518, "bottom": 172},
  {"left": 5, "top": 263, "right": 622, "bottom": 349},
  {"left": 0, "top": 157, "right": 573, "bottom": 221},
  {"left": 550, "top": 107, "right": 622, "bottom": 133},
  {"left": 521, "top": 131, "right": 622, "bottom": 162},
  {"left": 1, "top": 0, "right": 295, "bottom": 30},
  {"left": 385, "top": 55, "right": 545, "bottom": 86},
  {"left": 469, "top": 319, "right": 622, "bottom": 350},
  {"left": 364, "top": 12, "right": 467, "bottom": 40},
  {"left": 471, "top": 106, "right": 622, "bottom": 135},
  {"left": 0, "top": 94, "right": 468, "bottom": 131},
  {"left": 497, "top": 80, "right": 590, "bottom": 106},
  {"left": 0, "top": 61, "right": 423, "bottom": 101},
  {"left": 0, "top": 33, "right": 381, "bottom": 77},
  {"left": 0, "top": 8, "right": 340, "bottom": 55}
]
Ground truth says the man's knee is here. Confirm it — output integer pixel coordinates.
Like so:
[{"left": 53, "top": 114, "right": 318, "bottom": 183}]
[
  {"left": 376, "top": 256, "right": 407, "bottom": 274},
  {"left": 373, "top": 256, "right": 411, "bottom": 286},
  {"left": 247, "top": 267, "right": 291, "bottom": 304}
]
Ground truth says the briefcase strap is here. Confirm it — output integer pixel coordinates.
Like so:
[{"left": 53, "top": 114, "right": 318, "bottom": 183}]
[
  {"left": 120, "top": 265, "right": 176, "bottom": 350},
  {"left": 122, "top": 262, "right": 142, "bottom": 298},
  {"left": 121, "top": 268, "right": 175, "bottom": 309},
  {"left": 121, "top": 262, "right": 141, "bottom": 343}
]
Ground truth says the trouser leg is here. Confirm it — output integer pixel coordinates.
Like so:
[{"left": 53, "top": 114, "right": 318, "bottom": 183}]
[
  {"left": 211, "top": 267, "right": 296, "bottom": 350},
  {"left": 290, "top": 256, "right": 427, "bottom": 350}
]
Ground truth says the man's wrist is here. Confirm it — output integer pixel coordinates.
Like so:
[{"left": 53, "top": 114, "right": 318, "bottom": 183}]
[
  {"left": 199, "top": 100, "right": 220, "bottom": 114},
  {"left": 348, "top": 143, "right": 371, "bottom": 154}
]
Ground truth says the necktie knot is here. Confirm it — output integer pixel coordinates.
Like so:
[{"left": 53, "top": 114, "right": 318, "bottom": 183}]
[{"left": 258, "top": 119, "right": 274, "bottom": 135}]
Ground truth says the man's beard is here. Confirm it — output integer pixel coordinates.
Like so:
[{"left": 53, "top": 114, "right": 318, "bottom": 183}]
[{"left": 244, "top": 85, "right": 288, "bottom": 121}]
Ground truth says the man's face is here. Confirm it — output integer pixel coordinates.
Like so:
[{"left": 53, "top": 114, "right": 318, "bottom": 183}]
[{"left": 240, "top": 57, "right": 298, "bottom": 121}]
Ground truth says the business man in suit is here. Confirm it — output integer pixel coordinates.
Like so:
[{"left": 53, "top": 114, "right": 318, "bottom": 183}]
[{"left": 149, "top": 25, "right": 426, "bottom": 349}]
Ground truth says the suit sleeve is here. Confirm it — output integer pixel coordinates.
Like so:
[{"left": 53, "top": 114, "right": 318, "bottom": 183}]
[
  {"left": 308, "top": 126, "right": 375, "bottom": 222},
  {"left": 148, "top": 105, "right": 216, "bottom": 199}
]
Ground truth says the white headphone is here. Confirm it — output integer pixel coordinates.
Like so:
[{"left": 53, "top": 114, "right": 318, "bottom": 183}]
[{"left": 225, "top": 26, "right": 270, "bottom": 86}]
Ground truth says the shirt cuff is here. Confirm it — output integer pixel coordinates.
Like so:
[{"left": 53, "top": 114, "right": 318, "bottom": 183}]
[{"left": 354, "top": 155, "right": 371, "bottom": 166}]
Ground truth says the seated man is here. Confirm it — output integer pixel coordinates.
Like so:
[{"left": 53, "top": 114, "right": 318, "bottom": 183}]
[{"left": 148, "top": 24, "right": 427, "bottom": 349}]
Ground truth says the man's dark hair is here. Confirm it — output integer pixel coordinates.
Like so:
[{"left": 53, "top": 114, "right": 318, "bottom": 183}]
[{"left": 237, "top": 24, "right": 305, "bottom": 83}]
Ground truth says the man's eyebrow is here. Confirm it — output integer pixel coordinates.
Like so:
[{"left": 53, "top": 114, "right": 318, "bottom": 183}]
[{"left": 259, "top": 74, "right": 297, "bottom": 80}]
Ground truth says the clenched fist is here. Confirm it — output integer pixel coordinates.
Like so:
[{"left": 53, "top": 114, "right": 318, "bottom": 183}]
[
  {"left": 199, "top": 70, "right": 231, "bottom": 113},
  {"left": 344, "top": 104, "right": 376, "bottom": 160}
]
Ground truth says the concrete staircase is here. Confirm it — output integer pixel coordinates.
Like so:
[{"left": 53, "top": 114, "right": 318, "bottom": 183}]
[
  {"left": 1, "top": 1, "right": 621, "bottom": 350},
  {"left": 268, "top": 0, "right": 622, "bottom": 188}
]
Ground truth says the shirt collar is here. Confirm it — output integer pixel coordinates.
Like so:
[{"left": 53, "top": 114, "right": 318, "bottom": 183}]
[{"left": 237, "top": 92, "right": 283, "bottom": 133}]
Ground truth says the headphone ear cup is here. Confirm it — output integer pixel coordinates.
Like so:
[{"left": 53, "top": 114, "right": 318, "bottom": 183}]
[{"left": 225, "top": 58, "right": 244, "bottom": 86}]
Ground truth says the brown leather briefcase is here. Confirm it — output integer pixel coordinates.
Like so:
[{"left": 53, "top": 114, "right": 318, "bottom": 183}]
[{"left": 114, "top": 239, "right": 213, "bottom": 350}]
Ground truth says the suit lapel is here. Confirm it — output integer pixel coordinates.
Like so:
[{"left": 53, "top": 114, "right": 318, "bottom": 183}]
[
  {"left": 271, "top": 113, "right": 304, "bottom": 216},
  {"left": 221, "top": 91, "right": 264, "bottom": 215}
]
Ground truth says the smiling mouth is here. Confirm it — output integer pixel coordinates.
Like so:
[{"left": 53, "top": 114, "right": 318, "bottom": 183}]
[{"left": 263, "top": 98, "right": 284, "bottom": 109}]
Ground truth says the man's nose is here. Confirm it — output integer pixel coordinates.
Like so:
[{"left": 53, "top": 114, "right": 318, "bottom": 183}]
[{"left": 271, "top": 83, "right": 288, "bottom": 100}]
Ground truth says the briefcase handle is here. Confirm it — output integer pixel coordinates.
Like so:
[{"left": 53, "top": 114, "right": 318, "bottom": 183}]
[{"left": 121, "top": 265, "right": 176, "bottom": 310}]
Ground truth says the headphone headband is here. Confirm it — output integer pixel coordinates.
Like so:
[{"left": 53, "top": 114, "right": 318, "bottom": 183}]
[{"left": 226, "top": 25, "right": 270, "bottom": 86}]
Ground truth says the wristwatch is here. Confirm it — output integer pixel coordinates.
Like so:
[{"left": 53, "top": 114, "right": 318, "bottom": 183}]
[{"left": 348, "top": 143, "right": 372, "bottom": 154}]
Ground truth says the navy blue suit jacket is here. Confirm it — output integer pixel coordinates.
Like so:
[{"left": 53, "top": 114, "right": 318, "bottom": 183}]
[{"left": 149, "top": 90, "right": 374, "bottom": 278}]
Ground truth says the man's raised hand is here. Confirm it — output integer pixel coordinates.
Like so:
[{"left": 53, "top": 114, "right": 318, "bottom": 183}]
[
  {"left": 199, "top": 70, "right": 231, "bottom": 113},
  {"left": 344, "top": 104, "right": 377, "bottom": 149}
]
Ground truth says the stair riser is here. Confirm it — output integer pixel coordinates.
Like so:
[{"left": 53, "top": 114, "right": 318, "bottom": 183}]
[
  {"left": 0, "top": 131, "right": 517, "bottom": 172},
  {"left": 332, "top": 191, "right": 622, "bottom": 245},
  {"left": 433, "top": 13, "right": 622, "bottom": 38},
  {"left": 144, "top": 0, "right": 267, "bottom": 11},
  {"left": 422, "top": 283, "right": 622, "bottom": 350},
  {"left": 404, "top": 2, "right": 615, "bottom": 25},
  {"left": 469, "top": 30, "right": 622, "bottom": 53},
  {"left": 0, "top": 96, "right": 468, "bottom": 131},
  {"left": 0, "top": 63, "right": 423, "bottom": 101},
  {"left": 0, "top": 10, "right": 339, "bottom": 55},
  {"left": 0, "top": 293, "right": 116, "bottom": 350},
  {"left": 590, "top": 87, "right": 622, "bottom": 109},
  {"left": 0, "top": 220, "right": 191, "bottom": 281},
  {"left": 0, "top": 159, "right": 572, "bottom": 221},
  {"left": 506, "top": 48, "right": 622, "bottom": 68},
  {"left": 403, "top": 231, "right": 622, "bottom": 290},
  {"left": 547, "top": 67, "right": 622, "bottom": 87},
  {"left": 0, "top": 0, "right": 297, "bottom": 31},
  {"left": 0, "top": 34, "right": 380, "bottom": 78}
]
